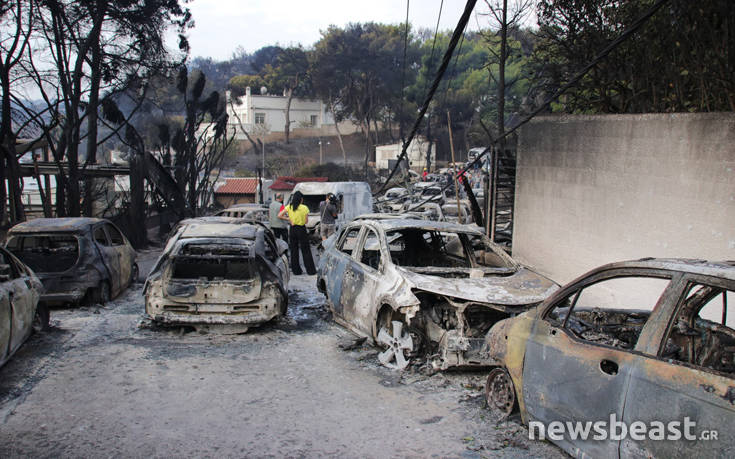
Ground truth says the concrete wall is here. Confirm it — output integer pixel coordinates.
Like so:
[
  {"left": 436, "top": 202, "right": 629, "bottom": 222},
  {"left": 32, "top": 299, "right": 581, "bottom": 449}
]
[
  {"left": 375, "top": 137, "right": 435, "bottom": 170},
  {"left": 513, "top": 113, "right": 735, "bottom": 284}
]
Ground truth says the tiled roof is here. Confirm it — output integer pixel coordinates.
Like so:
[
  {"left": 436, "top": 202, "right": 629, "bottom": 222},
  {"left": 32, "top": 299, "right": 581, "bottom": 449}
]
[
  {"left": 269, "top": 176, "right": 328, "bottom": 191},
  {"left": 214, "top": 178, "right": 259, "bottom": 195}
]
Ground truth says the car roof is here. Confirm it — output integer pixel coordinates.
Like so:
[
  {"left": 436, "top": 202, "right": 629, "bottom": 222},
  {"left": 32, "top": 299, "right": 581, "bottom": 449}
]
[
  {"left": 179, "top": 222, "right": 259, "bottom": 240},
  {"left": 354, "top": 213, "right": 421, "bottom": 220},
  {"left": 9, "top": 217, "right": 106, "bottom": 233},
  {"left": 351, "top": 218, "right": 484, "bottom": 234},
  {"left": 595, "top": 258, "right": 735, "bottom": 281},
  {"left": 226, "top": 203, "right": 266, "bottom": 209},
  {"left": 222, "top": 206, "right": 267, "bottom": 212}
]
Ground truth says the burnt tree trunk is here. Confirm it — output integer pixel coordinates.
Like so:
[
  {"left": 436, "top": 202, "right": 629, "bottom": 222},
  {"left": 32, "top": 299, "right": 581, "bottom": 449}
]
[
  {"left": 83, "top": 38, "right": 102, "bottom": 217},
  {"left": 128, "top": 152, "right": 147, "bottom": 247}
]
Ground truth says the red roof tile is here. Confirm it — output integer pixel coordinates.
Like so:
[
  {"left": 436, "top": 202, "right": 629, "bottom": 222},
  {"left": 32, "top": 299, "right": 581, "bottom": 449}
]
[
  {"left": 215, "top": 178, "right": 259, "bottom": 195},
  {"left": 269, "top": 176, "right": 328, "bottom": 191}
]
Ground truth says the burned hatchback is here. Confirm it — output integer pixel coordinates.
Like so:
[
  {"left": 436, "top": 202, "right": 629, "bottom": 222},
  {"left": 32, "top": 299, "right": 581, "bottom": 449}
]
[
  {"left": 5, "top": 218, "right": 137, "bottom": 305},
  {"left": 316, "top": 219, "right": 558, "bottom": 370},
  {"left": 144, "top": 219, "right": 289, "bottom": 333},
  {"left": 483, "top": 259, "right": 735, "bottom": 459}
]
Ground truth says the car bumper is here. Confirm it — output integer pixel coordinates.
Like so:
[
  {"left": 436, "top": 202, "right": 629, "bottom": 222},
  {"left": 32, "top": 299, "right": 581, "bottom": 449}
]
[{"left": 146, "top": 296, "right": 281, "bottom": 326}]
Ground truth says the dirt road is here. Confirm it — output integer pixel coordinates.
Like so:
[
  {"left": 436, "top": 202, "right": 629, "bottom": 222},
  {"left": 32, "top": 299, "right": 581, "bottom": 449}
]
[{"left": 0, "top": 250, "right": 563, "bottom": 458}]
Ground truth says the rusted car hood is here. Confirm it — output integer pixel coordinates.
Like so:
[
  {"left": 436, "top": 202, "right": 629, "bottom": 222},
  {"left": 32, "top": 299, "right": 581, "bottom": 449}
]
[{"left": 397, "top": 267, "right": 559, "bottom": 305}]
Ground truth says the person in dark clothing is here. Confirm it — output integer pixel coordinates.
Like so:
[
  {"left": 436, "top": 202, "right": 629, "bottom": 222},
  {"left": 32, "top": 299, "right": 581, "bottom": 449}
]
[
  {"left": 268, "top": 193, "right": 288, "bottom": 242},
  {"left": 278, "top": 191, "right": 316, "bottom": 275},
  {"left": 318, "top": 193, "right": 338, "bottom": 241}
]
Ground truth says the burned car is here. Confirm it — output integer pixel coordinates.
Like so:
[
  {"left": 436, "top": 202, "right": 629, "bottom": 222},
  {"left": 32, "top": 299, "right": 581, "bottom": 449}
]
[
  {"left": 5, "top": 218, "right": 137, "bottom": 305},
  {"left": 483, "top": 259, "right": 735, "bottom": 458},
  {"left": 316, "top": 219, "right": 558, "bottom": 370},
  {"left": 144, "top": 219, "right": 289, "bottom": 333},
  {"left": 1, "top": 246, "right": 47, "bottom": 367},
  {"left": 216, "top": 204, "right": 270, "bottom": 224}
]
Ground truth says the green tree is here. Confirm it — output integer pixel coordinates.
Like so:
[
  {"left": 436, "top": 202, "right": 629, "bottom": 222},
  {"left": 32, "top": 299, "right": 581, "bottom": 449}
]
[
  {"left": 312, "top": 23, "right": 416, "bottom": 175},
  {"left": 534, "top": 0, "right": 735, "bottom": 113},
  {"left": 262, "top": 46, "right": 310, "bottom": 144}
]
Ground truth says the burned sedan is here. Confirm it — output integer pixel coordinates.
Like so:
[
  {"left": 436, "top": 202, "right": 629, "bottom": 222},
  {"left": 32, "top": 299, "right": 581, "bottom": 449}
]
[
  {"left": 483, "top": 259, "right": 735, "bottom": 459},
  {"left": 144, "top": 219, "right": 289, "bottom": 333},
  {"left": 5, "top": 218, "right": 137, "bottom": 305},
  {"left": 1, "top": 247, "right": 47, "bottom": 367},
  {"left": 316, "top": 219, "right": 558, "bottom": 370}
]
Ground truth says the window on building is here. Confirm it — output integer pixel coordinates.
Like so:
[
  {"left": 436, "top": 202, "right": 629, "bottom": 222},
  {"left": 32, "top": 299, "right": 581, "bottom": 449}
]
[
  {"left": 310, "top": 115, "right": 318, "bottom": 126},
  {"left": 255, "top": 113, "right": 265, "bottom": 124}
]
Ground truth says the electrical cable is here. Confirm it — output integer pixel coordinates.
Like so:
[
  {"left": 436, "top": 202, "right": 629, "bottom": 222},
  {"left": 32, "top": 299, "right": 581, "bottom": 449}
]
[
  {"left": 403, "top": 0, "right": 671, "bottom": 213},
  {"left": 399, "top": 0, "right": 410, "bottom": 142},
  {"left": 375, "top": 0, "right": 478, "bottom": 196}
]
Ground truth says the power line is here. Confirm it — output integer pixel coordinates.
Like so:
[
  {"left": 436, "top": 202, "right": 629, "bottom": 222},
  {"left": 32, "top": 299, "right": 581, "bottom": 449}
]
[
  {"left": 424, "top": 0, "right": 445, "bottom": 95},
  {"left": 399, "top": 0, "right": 410, "bottom": 143},
  {"left": 404, "top": 0, "right": 671, "bottom": 213},
  {"left": 376, "top": 0, "right": 478, "bottom": 195}
]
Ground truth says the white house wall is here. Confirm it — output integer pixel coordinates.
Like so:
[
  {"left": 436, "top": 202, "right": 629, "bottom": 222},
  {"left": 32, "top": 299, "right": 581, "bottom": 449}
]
[{"left": 227, "top": 88, "right": 335, "bottom": 135}]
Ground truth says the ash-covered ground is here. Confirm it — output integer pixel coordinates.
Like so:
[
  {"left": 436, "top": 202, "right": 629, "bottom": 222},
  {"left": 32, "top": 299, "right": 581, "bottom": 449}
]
[{"left": 0, "top": 249, "right": 563, "bottom": 458}]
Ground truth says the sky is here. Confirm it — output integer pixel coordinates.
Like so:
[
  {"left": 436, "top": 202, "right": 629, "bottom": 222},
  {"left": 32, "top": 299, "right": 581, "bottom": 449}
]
[{"left": 184, "top": 0, "right": 495, "bottom": 61}]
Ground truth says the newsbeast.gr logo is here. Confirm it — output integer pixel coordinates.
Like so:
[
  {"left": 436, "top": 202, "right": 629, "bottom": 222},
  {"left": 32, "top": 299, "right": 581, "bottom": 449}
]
[{"left": 529, "top": 414, "right": 719, "bottom": 442}]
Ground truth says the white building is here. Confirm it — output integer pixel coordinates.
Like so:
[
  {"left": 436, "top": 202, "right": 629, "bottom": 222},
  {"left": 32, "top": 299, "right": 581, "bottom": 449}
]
[
  {"left": 375, "top": 136, "right": 435, "bottom": 171},
  {"left": 226, "top": 87, "right": 341, "bottom": 139}
]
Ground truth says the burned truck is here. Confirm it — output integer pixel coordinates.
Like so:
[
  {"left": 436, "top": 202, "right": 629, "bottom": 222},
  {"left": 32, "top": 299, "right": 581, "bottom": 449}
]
[
  {"left": 144, "top": 219, "right": 289, "bottom": 333},
  {"left": 316, "top": 219, "right": 558, "bottom": 370}
]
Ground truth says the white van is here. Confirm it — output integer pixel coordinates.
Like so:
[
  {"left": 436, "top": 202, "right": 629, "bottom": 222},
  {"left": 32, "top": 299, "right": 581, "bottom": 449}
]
[{"left": 290, "top": 182, "right": 373, "bottom": 237}]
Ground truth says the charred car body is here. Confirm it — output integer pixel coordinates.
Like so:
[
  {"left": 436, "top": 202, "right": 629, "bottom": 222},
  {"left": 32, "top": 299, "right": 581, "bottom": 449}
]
[
  {"left": 484, "top": 259, "right": 735, "bottom": 458},
  {"left": 5, "top": 218, "right": 137, "bottom": 305},
  {"left": 145, "top": 219, "right": 289, "bottom": 333},
  {"left": 1, "top": 247, "right": 46, "bottom": 367},
  {"left": 317, "top": 219, "right": 558, "bottom": 370}
]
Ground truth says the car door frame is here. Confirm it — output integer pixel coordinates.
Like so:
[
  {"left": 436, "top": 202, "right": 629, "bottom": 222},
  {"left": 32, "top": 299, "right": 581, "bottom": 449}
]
[
  {"left": 103, "top": 222, "right": 134, "bottom": 293},
  {"left": 621, "top": 272, "right": 735, "bottom": 458},
  {"left": 522, "top": 266, "right": 678, "bottom": 459},
  {"left": 91, "top": 223, "right": 121, "bottom": 295},
  {"left": 342, "top": 223, "right": 388, "bottom": 336},
  {"left": 325, "top": 224, "right": 364, "bottom": 319}
]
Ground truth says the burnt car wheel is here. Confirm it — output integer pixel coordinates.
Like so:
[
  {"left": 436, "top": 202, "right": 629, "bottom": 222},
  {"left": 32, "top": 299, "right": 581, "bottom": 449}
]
[
  {"left": 130, "top": 264, "right": 139, "bottom": 284},
  {"left": 377, "top": 320, "right": 414, "bottom": 370},
  {"left": 32, "top": 303, "right": 50, "bottom": 332},
  {"left": 485, "top": 367, "right": 517, "bottom": 416},
  {"left": 97, "top": 281, "right": 111, "bottom": 304}
]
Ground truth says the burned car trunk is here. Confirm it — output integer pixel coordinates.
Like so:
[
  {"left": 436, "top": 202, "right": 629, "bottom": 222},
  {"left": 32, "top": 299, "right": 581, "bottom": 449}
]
[
  {"left": 317, "top": 219, "right": 558, "bottom": 371},
  {"left": 145, "top": 220, "right": 289, "bottom": 333}
]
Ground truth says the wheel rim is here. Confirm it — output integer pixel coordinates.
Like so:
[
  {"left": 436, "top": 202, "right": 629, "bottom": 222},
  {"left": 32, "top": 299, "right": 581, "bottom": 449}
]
[
  {"left": 485, "top": 368, "right": 516, "bottom": 416},
  {"left": 377, "top": 320, "right": 413, "bottom": 370}
]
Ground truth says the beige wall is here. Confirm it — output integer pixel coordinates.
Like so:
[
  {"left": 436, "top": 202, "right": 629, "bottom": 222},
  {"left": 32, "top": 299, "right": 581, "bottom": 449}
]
[
  {"left": 513, "top": 113, "right": 735, "bottom": 284},
  {"left": 215, "top": 194, "right": 255, "bottom": 208}
]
